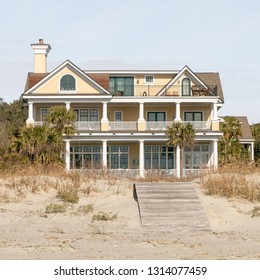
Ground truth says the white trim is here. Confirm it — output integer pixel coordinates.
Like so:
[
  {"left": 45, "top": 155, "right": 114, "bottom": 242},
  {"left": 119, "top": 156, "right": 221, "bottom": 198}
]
[
  {"left": 157, "top": 65, "right": 209, "bottom": 96},
  {"left": 23, "top": 60, "right": 111, "bottom": 95}
]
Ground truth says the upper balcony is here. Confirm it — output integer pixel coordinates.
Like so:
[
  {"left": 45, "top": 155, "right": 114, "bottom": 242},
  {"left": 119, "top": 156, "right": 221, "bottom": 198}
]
[
  {"left": 110, "top": 84, "right": 218, "bottom": 97},
  {"left": 34, "top": 120, "right": 212, "bottom": 132}
]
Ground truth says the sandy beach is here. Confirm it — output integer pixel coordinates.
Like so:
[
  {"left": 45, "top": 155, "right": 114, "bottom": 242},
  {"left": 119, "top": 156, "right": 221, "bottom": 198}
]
[{"left": 0, "top": 175, "right": 260, "bottom": 260}]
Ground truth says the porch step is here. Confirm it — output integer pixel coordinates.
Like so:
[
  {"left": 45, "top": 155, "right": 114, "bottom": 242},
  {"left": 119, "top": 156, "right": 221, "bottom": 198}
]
[{"left": 134, "top": 182, "right": 211, "bottom": 232}]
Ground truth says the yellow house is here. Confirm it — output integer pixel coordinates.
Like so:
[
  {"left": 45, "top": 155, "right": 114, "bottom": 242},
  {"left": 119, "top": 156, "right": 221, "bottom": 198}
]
[{"left": 23, "top": 39, "right": 225, "bottom": 177}]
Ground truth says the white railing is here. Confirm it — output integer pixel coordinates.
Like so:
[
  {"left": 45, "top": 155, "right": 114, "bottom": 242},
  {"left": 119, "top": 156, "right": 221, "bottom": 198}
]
[
  {"left": 75, "top": 121, "right": 101, "bottom": 131},
  {"left": 33, "top": 121, "right": 44, "bottom": 126},
  {"left": 109, "top": 121, "right": 137, "bottom": 131},
  {"left": 145, "top": 121, "right": 173, "bottom": 130},
  {"left": 183, "top": 121, "right": 211, "bottom": 130}
]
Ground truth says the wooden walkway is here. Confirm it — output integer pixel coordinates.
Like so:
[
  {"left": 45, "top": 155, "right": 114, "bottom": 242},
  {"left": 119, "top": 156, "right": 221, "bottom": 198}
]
[{"left": 134, "top": 182, "right": 211, "bottom": 231}]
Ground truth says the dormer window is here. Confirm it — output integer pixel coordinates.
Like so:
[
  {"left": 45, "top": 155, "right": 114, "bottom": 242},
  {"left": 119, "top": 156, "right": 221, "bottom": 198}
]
[
  {"left": 60, "top": 74, "right": 76, "bottom": 91},
  {"left": 181, "top": 77, "right": 191, "bottom": 96}
]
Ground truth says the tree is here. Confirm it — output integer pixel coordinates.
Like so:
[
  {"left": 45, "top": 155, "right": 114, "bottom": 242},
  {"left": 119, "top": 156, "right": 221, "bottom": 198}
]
[
  {"left": 0, "top": 98, "right": 27, "bottom": 148},
  {"left": 251, "top": 123, "right": 260, "bottom": 164},
  {"left": 11, "top": 125, "right": 63, "bottom": 165},
  {"left": 11, "top": 106, "right": 76, "bottom": 166},
  {"left": 219, "top": 116, "right": 243, "bottom": 164},
  {"left": 167, "top": 122, "right": 195, "bottom": 178},
  {"left": 45, "top": 106, "right": 76, "bottom": 136}
]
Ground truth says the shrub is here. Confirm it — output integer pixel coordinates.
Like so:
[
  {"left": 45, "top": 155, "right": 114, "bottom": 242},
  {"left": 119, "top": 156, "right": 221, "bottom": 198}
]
[
  {"left": 57, "top": 190, "right": 79, "bottom": 204},
  {"left": 92, "top": 211, "right": 117, "bottom": 221},
  {"left": 251, "top": 206, "right": 260, "bottom": 217},
  {"left": 77, "top": 204, "right": 94, "bottom": 214},
  {"left": 45, "top": 203, "right": 66, "bottom": 213}
]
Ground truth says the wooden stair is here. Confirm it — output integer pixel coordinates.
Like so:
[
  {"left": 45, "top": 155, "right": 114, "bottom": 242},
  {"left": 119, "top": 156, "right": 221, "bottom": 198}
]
[{"left": 134, "top": 182, "right": 211, "bottom": 231}]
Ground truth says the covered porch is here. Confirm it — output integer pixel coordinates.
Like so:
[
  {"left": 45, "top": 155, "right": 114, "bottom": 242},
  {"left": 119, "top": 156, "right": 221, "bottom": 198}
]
[{"left": 64, "top": 138, "right": 219, "bottom": 178}]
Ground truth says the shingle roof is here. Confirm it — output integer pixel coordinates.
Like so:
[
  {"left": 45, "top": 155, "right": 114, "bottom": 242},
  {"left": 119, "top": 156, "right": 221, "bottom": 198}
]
[
  {"left": 235, "top": 116, "right": 254, "bottom": 139},
  {"left": 24, "top": 72, "right": 48, "bottom": 92},
  {"left": 196, "top": 72, "right": 224, "bottom": 101},
  {"left": 23, "top": 70, "right": 224, "bottom": 101},
  {"left": 220, "top": 116, "right": 253, "bottom": 139}
]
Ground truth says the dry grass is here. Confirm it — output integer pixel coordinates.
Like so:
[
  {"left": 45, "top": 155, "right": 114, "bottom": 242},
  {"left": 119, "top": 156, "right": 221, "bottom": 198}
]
[
  {"left": 92, "top": 211, "right": 117, "bottom": 221},
  {"left": 201, "top": 163, "right": 260, "bottom": 202}
]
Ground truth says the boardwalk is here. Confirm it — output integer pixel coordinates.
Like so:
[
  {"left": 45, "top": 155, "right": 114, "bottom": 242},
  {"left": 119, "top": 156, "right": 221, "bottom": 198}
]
[{"left": 134, "top": 182, "right": 211, "bottom": 231}]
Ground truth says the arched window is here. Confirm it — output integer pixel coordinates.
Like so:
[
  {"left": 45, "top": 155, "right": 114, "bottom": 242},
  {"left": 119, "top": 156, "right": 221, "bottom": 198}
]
[
  {"left": 181, "top": 78, "right": 191, "bottom": 96},
  {"left": 60, "top": 74, "right": 76, "bottom": 91}
]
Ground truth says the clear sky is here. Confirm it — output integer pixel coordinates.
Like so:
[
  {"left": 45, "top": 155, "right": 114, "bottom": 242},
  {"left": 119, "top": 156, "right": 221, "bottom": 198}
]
[{"left": 0, "top": 0, "right": 259, "bottom": 123}]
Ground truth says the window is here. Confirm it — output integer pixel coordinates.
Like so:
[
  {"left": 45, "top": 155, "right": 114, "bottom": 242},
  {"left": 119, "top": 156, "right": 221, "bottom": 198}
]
[
  {"left": 70, "top": 145, "right": 102, "bottom": 169},
  {"left": 74, "top": 109, "right": 98, "bottom": 121},
  {"left": 114, "top": 111, "right": 123, "bottom": 122},
  {"left": 184, "top": 112, "right": 203, "bottom": 122},
  {"left": 144, "top": 75, "right": 154, "bottom": 84},
  {"left": 107, "top": 145, "right": 129, "bottom": 169},
  {"left": 145, "top": 145, "right": 174, "bottom": 169},
  {"left": 184, "top": 144, "right": 209, "bottom": 169},
  {"left": 147, "top": 112, "right": 166, "bottom": 121},
  {"left": 109, "top": 77, "right": 134, "bottom": 96},
  {"left": 181, "top": 77, "right": 191, "bottom": 96},
  {"left": 40, "top": 108, "right": 49, "bottom": 121},
  {"left": 60, "top": 74, "right": 76, "bottom": 91}
]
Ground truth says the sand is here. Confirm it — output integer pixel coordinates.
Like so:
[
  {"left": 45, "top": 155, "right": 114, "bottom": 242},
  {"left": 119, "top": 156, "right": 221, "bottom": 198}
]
[{"left": 0, "top": 176, "right": 259, "bottom": 260}]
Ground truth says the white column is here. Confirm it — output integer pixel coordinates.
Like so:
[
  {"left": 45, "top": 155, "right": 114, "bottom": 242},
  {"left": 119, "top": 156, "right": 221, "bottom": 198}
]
[
  {"left": 139, "top": 140, "right": 145, "bottom": 178},
  {"left": 138, "top": 102, "right": 145, "bottom": 121},
  {"left": 213, "top": 140, "right": 218, "bottom": 169},
  {"left": 65, "top": 140, "right": 70, "bottom": 171},
  {"left": 102, "top": 140, "right": 107, "bottom": 169},
  {"left": 101, "top": 102, "right": 108, "bottom": 121},
  {"left": 65, "top": 102, "right": 70, "bottom": 111},
  {"left": 175, "top": 102, "right": 181, "bottom": 121},
  {"left": 251, "top": 142, "right": 255, "bottom": 161},
  {"left": 212, "top": 102, "right": 218, "bottom": 121},
  {"left": 176, "top": 145, "right": 180, "bottom": 178},
  {"left": 27, "top": 102, "right": 34, "bottom": 123}
]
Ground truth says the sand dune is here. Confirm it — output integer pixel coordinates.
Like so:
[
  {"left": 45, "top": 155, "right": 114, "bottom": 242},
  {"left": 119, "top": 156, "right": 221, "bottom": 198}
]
[{"left": 0, "top": 176, "right": 259, "bottom": 259}]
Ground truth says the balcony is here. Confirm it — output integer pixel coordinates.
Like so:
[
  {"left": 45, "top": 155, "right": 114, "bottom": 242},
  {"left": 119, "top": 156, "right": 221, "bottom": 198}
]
[
  {"left": 145, "top": 121, "right": 173, "bottom": 130},
  {"left": 109, "top": 122, "right": 137, "bottom": 131},
  {"left": 146, "top": 121, "right": 211, "bottom": 131},
  {"left": 31, "top": 120, "right": 212, "bottom": 132},
  {"left": 110, "top": 84, "right": 218, "bottom": 97},
  {"left": 75, "top": 121, "right": 100, "bottom": 131}
]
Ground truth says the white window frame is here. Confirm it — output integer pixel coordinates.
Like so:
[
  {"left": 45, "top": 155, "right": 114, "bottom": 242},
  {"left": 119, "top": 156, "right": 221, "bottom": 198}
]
[
  {"left": 114, "top": 111, "right": 123, "bottom": 122},
  {"left": 40, "top": 108, "right": 49, "bottom": 121},
  {"left": 74, "top": 108, "right": 99, "bottom": 122},
  {"left": 59, "top": 74, "right": 77, "bottom": 93},
  {"left": 144, "top": 75, "right": 154, "bottom": 84}
]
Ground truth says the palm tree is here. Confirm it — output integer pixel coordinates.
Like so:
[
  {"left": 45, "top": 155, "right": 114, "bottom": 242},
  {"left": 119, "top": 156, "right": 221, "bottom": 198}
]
[
  {"left": 167, "top": 122, "right": 195, "bottom": 178},
  {"left": 45, "top": 106, "right": 76, "bottom": 136},
  {"left": 220, "top": 117, "right": 242, "bottom": 164}
]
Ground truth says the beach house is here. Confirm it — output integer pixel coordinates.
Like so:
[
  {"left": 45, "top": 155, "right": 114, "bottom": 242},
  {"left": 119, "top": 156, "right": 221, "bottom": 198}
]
[{"left": 22, "top": 39, "right": 225, "bottom": 177}]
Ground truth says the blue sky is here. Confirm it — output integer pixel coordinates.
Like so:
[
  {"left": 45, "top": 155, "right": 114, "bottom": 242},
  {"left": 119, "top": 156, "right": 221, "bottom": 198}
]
[{"left": 0, "top": 0, "right": 259, "bottom": 123}]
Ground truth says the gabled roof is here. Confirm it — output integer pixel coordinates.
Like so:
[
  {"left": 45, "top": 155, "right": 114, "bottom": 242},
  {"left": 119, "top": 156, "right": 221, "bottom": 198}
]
[
  {"left": 24, "top": 73, "right": 48, "bottom": 92},
  {"left": 197, "top": 72, "right": 224, "bottom": 101},
  {"left": 235, "top": 116, "right": 253, "bottom": 140},
  {"left": 157, "top": 65, "right": 208, "bottom": 96},
  {"left": 156, "top": 65, "right": 224, "bottom": 100},
  {"left": 23, "top": 60, "right": 111, "bottom": 95},
  {"left": 220, "top": 116, "right": 253, "bottom": 140}
]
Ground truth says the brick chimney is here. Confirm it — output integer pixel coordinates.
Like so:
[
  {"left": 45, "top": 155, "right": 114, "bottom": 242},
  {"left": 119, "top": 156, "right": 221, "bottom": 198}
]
[{"left": 31, "top": 39, "right": 51, "bottom": 73}]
